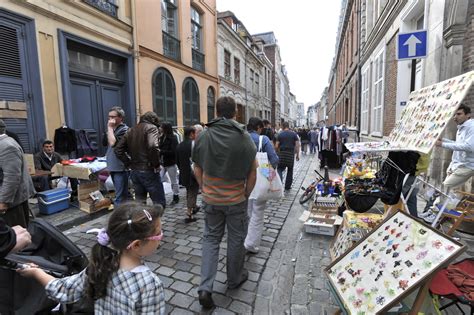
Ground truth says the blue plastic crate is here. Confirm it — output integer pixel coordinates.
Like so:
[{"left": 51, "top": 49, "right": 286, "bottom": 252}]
[{"left": 37, "top": 188, "right": 70, "bottom": 215}]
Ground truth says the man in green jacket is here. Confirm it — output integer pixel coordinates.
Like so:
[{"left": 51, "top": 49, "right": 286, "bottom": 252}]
[{"left": 193, "top": 96, "right": 257, "bottom": 309}]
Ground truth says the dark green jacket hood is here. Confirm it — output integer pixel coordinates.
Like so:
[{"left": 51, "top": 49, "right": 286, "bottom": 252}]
[{"left": 192, "top": 117, "right": 256, "bottom": 180}]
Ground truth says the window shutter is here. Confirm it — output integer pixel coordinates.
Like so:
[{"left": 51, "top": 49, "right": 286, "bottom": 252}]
[{"left": 0, "top": 24, "right": 22, "bottom": 79}]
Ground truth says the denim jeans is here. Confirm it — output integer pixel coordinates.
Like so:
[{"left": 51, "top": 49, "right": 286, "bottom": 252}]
[
  {"left": 402, "top": 175, "right": 418, "bottom": 217},
  {"left": 278, "top": 164, "right": 294, "bottom": 190},
  {"left": 110, "top": 171, "right": 129, "bottom": 205},
  {"left": 199, "top": 200, "right": 248, "bottom": 293},
  {"left": 130, "top": 170, "right": 166, "bottom": 208}
]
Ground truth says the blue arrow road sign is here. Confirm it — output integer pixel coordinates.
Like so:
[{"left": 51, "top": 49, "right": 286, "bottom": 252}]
[{"left": 397, "top": 30, "right": 427, "bottom": 60}]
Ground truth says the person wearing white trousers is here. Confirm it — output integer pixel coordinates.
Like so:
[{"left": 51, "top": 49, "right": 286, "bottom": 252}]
[
  {"left": 160, "top": 165, "right": 180, "bottom": 196},
  {"left": 245, "top": 199, "right": 267, "bottom": 253},
  {"left": 244, "top": 117, "right": 280, "bottom": 254}
]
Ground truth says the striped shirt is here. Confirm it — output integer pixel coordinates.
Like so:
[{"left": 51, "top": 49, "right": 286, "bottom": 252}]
[
  {"left": 45, "top": 265, "right": 165, "bottom": 314},
  {"left": 202, "top": 172, "right": 246, "bottom": 206}
]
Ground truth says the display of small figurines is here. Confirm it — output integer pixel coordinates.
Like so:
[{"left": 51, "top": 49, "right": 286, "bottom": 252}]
[{"left": 326, "top": 211, "right": 464, "bottom": 314}]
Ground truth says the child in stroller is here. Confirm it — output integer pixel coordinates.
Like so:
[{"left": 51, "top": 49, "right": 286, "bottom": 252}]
[{"left": 18, "top": 203, "right": 166, "bottom": 314}]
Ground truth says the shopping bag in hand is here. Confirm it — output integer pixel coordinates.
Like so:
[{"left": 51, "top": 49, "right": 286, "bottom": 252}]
[{"left": 249, "top": 136, "right": 283, "bottom": 201}]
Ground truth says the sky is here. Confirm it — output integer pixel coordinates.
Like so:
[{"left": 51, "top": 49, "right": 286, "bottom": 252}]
[{"left": 216, "top": 0, "right": 342, "bottom": 109}]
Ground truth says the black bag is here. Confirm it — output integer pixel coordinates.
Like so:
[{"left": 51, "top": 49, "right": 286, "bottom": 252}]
[{"left": 0, "top": 218, "right": 92, "bottom": 314}]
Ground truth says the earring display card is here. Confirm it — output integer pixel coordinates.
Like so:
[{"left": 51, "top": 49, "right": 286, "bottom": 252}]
[
  {"left": 346, "top": 70, "right": 474, "bottom": 154},
  {"left": 325, "top": 211, "right": 466, "bottom": 314}
]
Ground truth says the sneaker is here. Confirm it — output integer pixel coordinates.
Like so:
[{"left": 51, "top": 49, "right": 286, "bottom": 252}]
[
  {"left": 245, "top": 246, "right": 259, "bottom": 254},
  {"left": 418, "top": 210, "right": 433, "bottom": 218},
  {"left": 422, "top": 211, "right": 437, "bottom": 224}
]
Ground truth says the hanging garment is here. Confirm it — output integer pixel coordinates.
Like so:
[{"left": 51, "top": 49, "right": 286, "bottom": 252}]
[{"left": 54, "top": 127, "right": 77, "bottom": 154}]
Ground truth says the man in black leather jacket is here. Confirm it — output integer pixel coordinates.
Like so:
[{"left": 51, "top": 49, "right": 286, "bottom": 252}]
[{"left": 114, "top": 112, "right": 166, "bottom": 208}]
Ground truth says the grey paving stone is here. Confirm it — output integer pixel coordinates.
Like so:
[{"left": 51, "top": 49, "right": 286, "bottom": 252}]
[
  {"left": 159, "top": 257, "right": 177, "bottom": 267},
  {"left": 174, "top": 245, "right": 193, "bottom": 254},
  {"left": 227, "top": 288, "right": 256, "bottom": 303},
  {"left": 248, "top": 256, "right": 266, "bottom": 266},
  {"left": 187, "top": 256, "right": 202, "bottom": 265},
  {"left": 164, "top": 288, "right": 175, "bottom": 302},
  {"left": 174, "top": 238, "right": 190, "bottom": 246},
  {"left": 253, "top": 296, "right": 270, "bottom": 314},
  {"left": 257, "top": 280, "right": 273, "bottom": 297},
  {"left": 170, "top": 307, "right": 194, "bottom": 315},
  {"left": 190, "top": 275, "right": 201, "bottom": 286},
  {"left": 170, "top": 280, "right": 193, "bottom": 294},
  {"left": 173, "top": 252, "right": 192, "bottom": 261},
  {"left": 158, "top": 275, "right": 174, "bottom": 287},
  {"left": 309, "top": 302, "right": 323, "bottom": 315},
  {"left": 213, "top": 280, "right": 227, "bottom": 294},
  {"left": 187, "top": 235, "right": 201, "bottom": 242},
  {"left": 215, "top": 271, "right": 227, "bottom": 283},
  {"left": 241, "top": 280, "right": 257, "bottom": 292},
  {"left": 169, "top": 292, "right": 195, "bottom": 309},
  {"left": 190, "top": 265, "right": 201, "bottom": 275},
  {"left": 156, "top": 266, "right": 175, "bottom": 277},
  {"left": 173, "top": 271, "right": 193, "bottom": 282},
  {"left": 291, "top": 305, "right": 309, "bottom": 315},
  {"left": 228, "top": 300, "right": 252, "bottom": 314},
  {"left": 310, "top": 289, "right": 330, "bottom": 302},
  {"left": 175, "top": 261, "right": 194, "bottom": 272},
  {"left": 213, "top": 307, "right": 235, "bottom": 315},
  {"left": 248, "top": 271, "right": 260, "bottom": 282},
  {"left": 213, "top": 292, "right": 233, "bottom": 308},
  {"left": 190, "top": 249, "right": 202, "bottom": 256}
]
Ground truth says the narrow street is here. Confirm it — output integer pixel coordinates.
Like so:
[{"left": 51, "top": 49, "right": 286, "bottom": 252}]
[{"left": 61, "top": 153, "right": 339, "bottom": 314}]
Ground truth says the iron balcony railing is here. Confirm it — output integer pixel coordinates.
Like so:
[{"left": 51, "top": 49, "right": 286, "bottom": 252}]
[
  {"left": 192, "top": 48, "right": 205, "bottom": 72},
  {"left": 83, "top": 0, "right": 117, "bottom": 17},
  {"left": 162, "top": 32, "right": 181, "bottom": 62}
]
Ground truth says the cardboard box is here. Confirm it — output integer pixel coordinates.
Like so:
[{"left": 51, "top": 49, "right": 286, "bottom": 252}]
[
  {"left": 304, "top": 218, "right": 338, "bottom": 236},
  {"left": 51, "top": 163, "right": 92, "bottom": 180},
  {"left": 24, "top": 154, "right": 35, "bottom": 175}
]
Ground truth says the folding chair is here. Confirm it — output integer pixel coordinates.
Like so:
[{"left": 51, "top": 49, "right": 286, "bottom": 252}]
[
  {"left": 440, "top": 191, "right": 474, "bottom": 236},
  {"left": 429, "top": 258, "right": 474, "bottom": 315}
]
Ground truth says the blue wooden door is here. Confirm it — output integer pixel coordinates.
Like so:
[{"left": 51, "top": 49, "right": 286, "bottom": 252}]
[{"left": 70, "top": 77, "right": 123, "bottom": 155}]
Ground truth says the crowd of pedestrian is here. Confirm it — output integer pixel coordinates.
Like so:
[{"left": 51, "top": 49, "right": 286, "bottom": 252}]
[{"left": 0, "top": 98, "right": 472, "bottom": 312}]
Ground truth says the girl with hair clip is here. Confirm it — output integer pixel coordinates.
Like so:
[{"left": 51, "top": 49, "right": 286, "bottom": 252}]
[{"left": 18, "top": 203, "right": 166, "bottom": 314}]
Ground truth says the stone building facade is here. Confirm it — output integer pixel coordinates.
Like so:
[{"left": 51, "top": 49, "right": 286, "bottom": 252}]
[
  {"left": 136, "top": 0, "right": 218, "bottom": 127},
  {"left": 217, "top": 11, "right": 272, "bottom": 124},
  {"left": 0, "top": 0, "right": 134, "bottom": 154},
  {"left": 327, "top": 0, "right": 361, "bottom": 130}
]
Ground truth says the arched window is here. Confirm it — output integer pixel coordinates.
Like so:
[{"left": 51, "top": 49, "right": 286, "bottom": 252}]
[
  {"left": 207, "top": 87, "right": 215, "bottom": 122},
  {"left": 152, "top": 68, "right": 177, "bottom": 126},
  {"left": 183, "top": 77, "right": 200, "bottom": 126}
]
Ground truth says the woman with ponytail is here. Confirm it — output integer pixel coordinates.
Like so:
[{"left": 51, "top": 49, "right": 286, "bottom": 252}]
[{"left": 18, "top": 203, "right": 166, "bottom": 314}]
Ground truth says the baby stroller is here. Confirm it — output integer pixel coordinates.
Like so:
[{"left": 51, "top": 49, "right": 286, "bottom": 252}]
[{"left": 0, "top": 218, "right": 91, "bottom": 314}]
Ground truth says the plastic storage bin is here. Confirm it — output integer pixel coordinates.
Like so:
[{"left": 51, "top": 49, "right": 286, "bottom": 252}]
[{"left": 37, "top": 188, "right": 70, "bottom": 215}]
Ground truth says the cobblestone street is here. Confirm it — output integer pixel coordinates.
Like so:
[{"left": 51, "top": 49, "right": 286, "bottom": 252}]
[{"left": 62, "top": 153, "right": 337, "bottom": 314}]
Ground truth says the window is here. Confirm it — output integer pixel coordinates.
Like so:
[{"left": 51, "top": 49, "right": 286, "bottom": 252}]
[
  {"left": 361, "top": 66, "right": 369, "bottom": 134},
  {"left": 371, "top": 49, "right": 384, "bottom": 135},
  {"left": 224, "top": 50, "right": 231, "bottom": 78},
  {"left": 191, "top": 7, "right": 202, "bottom": 51},
  {"left": 191, "top": 7, "right": 204, "bottom": 71},
  {"left": 84, "top": 0, "right": 118, "bottom": 17},
  {"left": 255, "top": 73, "right": 259, "bottom": 96},
  {"left": 250, "top": 69, "right": 254, "bottom": 94},
  {"left": 183, "top": 78, "right": 200, "bottom": 126},
  {"left": 207, "top": 87, "right": 215, "bottom": 122},
  {"left": 234, "top": 57, "right": 240, "bottom": 84},
  {"left": 161, "top": 0, "right": 180, "bottom": 61},
  {"left": 264, "top": 69, "right": 267, "bottom": 96},
  {"left": 153, "top": 68, "right": 177, "bottom": 126}
]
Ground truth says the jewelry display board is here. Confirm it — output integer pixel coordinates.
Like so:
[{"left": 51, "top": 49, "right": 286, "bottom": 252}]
[
  {"left": 325, "top": 211, "right": 466, "bottom": 314},
  {"left": 346, "top": 70, "right": 474, "bottom": 154}
]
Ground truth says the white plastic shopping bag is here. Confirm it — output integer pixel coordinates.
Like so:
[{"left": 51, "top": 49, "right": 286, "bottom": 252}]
[{"left": 249, "top": 136, "right": 283, "bottom": 201}]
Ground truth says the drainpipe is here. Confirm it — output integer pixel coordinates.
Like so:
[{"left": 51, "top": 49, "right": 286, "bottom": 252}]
[
  {"left": 244, "top": 49, "right": 249, "bottom": 123},
  {"left": 356, "top": 0, "right": 362, "bottom": 142},
  {"left": 421, "top": 0, "right": 430, "bottom": 87},
  {"left": 131, "top": 0, "right": 140, "bottom": 122}
]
